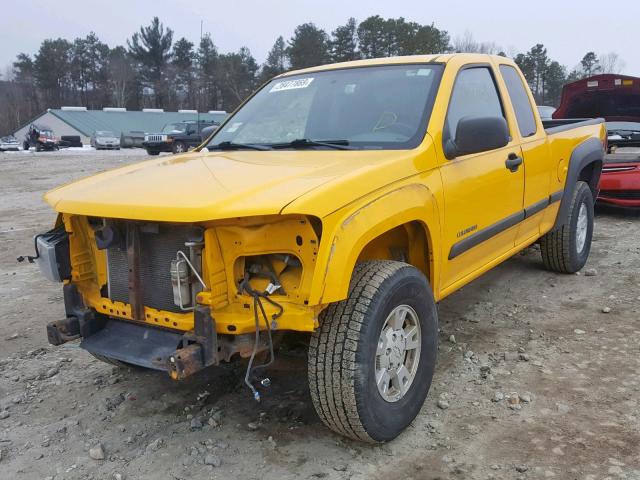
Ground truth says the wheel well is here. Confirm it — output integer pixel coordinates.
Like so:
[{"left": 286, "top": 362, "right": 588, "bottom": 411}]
[
  {"left": 356, "top": 221, "right": 431, "bottom": 284},
  {"left": 578, "top": 160, "right": 602, "bottom": 198}
]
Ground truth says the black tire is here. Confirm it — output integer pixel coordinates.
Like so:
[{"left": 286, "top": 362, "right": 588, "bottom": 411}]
[
  {"left": 146, "top": 149, "right": 160, "bottom": 156},
  {"left": 23, "top": 141, "right": 29, "bottom": 150},
  {"left": 35, "top": 143, "right": 41, "bottom": 152},
  {"left": 308, "top": 260, "right": 438, "bottom": 443},
  {"left": 172, "top": 141, "right": 187, "bottom": 154},
  {"left": 540, "top": 181, "right": 594, "bottom": 273}
]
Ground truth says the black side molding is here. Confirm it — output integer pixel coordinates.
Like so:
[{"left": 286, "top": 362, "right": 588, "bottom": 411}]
[
  {"left": 549, "top": 189, "right": 563, "bottom": 204},
  {"left": 449, "top": 210, "right": 525, "bottom": 260},
  {"left": 524, "top": 198, "right": 548, "bottom": 218},
  {"left": 449, "top": 190, "right": 565, "bottom": 260}
]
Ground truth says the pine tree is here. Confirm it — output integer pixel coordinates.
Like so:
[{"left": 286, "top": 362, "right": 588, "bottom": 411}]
[
  {"left": 580, "top": 52, "right": 601, "bottom": 77},
  {"left": 34, "top": 38, "right": 73, "bottom": 107},
  {"left": 196, "top": 34, "right": 219, "bottom": 110},
  {"left": 330, "top": 18, "right": 359, "bottom": 62},
  {"left": 218, "top": 47, "right": 258, "bottom": 110},
  {"left": 127, "top": 17, "right": 173, "bottom": 108},
  {"left": 172, "top": 37, "right": 195, "bottom": 108},
  {"left": 357, "top": 16, "right": 387, "bottom": 59},
  {"left": 70, "top": 33, "right": 110, "bottom": 108},
  {"left": 287, "top": 23, "right": 329, "bottom": 69},
  {"left": 259, "top": 36, "right": 288, "bottom": 83}
]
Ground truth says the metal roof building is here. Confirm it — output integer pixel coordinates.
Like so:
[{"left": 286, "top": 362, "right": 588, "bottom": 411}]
[{"left": 13, "top": 107, "right": 227, "bottom": 145}]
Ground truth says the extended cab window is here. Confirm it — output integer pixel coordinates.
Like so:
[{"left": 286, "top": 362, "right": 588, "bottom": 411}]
[
  {"left": 446, "top": 67, "right": 506, "bottom": 144},
  {"left": 207, "top": 64, "right": 444, "bottom": 150},
  {"left": 500, "top": 65, "right": 537, "bottom": 137}
]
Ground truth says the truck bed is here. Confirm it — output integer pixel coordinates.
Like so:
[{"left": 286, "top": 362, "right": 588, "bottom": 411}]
[{"left": 543, "top": 118, "right": 605, "bottom": 134}]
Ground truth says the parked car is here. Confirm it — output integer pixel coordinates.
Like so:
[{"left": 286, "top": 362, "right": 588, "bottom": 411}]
[
  {"left": 598, "top": 151, "right": 640, "bottom": 207},
  {"left": 91, "top": 131, "right": 121, "bottom": 150},
  {"left": 0, "top": 135, "right": 20, "bottom": 151},
  {"left": 142, "top": 119, "right": 224, "bottom": 155},
  {"left": 537, "top": 105, "right": 556, "bottom": 120},
  {"left": 554, "top": 74, "right": 640, "bottom": 207},
  {"left": 120, "top": 131, "right": 145, "bottom": 149},
  {"left": 606, "top": 121, "right": 640, "bottom": 151},
  {"left": 23, "top": 124, "right": 59, "bottom": 151},
  {"left": 200, "top": 124, "right": 219, "bottom": 143},
  {"left": 59, "top": 135, "right": 83, "bottom": 148},
  {"left": 32, "top": 54, "right": 605, "bottom": 443}
]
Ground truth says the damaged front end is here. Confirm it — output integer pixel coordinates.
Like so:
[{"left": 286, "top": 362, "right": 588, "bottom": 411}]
[{"left": 27, "top": 214, "right": 322, "bottom": 384}]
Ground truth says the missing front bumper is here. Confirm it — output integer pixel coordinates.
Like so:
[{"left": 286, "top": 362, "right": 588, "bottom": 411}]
[
  {"left": 80, "top": 318, "right": 184, "bottom": 370},
  {"left": 50, "top": 285, "right": 219, "bottom": 377}
]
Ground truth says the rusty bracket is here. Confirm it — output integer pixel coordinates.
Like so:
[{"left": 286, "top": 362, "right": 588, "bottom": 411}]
[
  {"left": 166, "top": 305, "right": 218, "bottom": 380},
  {"left": 126, "top": 222, "right": 145, "bottom": 322},
  {"left": 46, "top": 317, "right": 80, "bottom": 346},
  {"left": 193, "top": 305, "right": 217, "bottom": 367},
  {"left": 167, "top": 344, "right": 204, "bottom": 380}
]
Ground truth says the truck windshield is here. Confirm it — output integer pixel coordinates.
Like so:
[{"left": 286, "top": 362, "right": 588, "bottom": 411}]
[{"left": 207, "top": 64, "right": 443, "bottom": 150}]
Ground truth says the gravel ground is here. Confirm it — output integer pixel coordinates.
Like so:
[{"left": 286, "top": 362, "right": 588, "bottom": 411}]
[{"left": 0, "top": 148, "right": 639, "bottom": 480}]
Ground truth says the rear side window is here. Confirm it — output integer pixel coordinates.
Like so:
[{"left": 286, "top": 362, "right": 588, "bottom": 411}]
[
  {"left": 446, "top": 67, "right": 506, "bottom": 140},
  {"left": 500, "top": 65, "right": 537, "bottom": 137}
]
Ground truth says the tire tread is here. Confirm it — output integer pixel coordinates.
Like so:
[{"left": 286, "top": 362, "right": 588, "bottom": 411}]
[
  {"left": 540, "top": 181, "right": 592, "bottom": 273},
  {"left": 308, "top": 260, "right": 414, "bottom": 443}
]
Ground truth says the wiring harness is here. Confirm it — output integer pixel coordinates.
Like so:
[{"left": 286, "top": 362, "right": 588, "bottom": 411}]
[{"left": 239, "top": 272, "right": 284, "bottom": 401}]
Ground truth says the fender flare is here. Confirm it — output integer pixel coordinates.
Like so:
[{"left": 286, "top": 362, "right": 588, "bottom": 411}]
[
  {"left": 309, "top": 183, "right": 441, "bottom": 305},
  {"left": 553, "top": 137, "right": 604, "bottom": 230}
]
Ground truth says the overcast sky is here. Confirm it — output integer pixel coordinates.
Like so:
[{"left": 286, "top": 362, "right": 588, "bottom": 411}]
[{"left": 1, "top": 0, "right": 638, "bottom": 76}]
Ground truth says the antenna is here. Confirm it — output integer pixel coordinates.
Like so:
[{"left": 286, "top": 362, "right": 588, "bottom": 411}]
[{"left": 197, "top": 19, "right": 203, "bottom": 129}]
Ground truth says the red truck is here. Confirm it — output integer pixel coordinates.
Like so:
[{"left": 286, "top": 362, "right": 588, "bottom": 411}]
[{"left": 554, "top": 74, "right": 640, "bottom": 207}]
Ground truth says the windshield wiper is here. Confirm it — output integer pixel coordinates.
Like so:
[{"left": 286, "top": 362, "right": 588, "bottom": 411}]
[
  {"left": 209, "top": 141, "right": 271, "bottom": 151},
  {"left": 269, "top": 138, "right": 354, "bottom": 150}
]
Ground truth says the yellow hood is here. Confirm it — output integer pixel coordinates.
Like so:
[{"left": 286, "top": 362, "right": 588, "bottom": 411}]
[{"left": 44, "top": 148, "right": 431, "bottom": 222}]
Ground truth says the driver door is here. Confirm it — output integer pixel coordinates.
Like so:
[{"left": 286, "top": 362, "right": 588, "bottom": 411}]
[{"left": 439, "top": 65, "right": 525, "bottom": 290}]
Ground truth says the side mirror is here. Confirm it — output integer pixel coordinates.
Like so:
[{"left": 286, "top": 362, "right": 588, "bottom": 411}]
[{"left": 444, "top": 116, "right": 509, "bottom": 159}]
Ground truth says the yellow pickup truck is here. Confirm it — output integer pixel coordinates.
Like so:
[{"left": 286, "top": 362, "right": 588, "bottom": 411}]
[{"left": 32, "top": 54, "right": 605, "bottom": 443}]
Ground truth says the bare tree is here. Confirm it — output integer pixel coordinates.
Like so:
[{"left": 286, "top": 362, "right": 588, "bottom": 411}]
[
  {"left": 599, "top": 52, "right": 626, "bottom": 74},
  {"left": 452, "top": 30, "right": 502, "bottom": 54}
]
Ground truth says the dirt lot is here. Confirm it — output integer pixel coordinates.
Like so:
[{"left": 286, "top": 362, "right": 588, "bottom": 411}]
[{"left": 1, "top": 148, "right": 639, "bottom": 480}]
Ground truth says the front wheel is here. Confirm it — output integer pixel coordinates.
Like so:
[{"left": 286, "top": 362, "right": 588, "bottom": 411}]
[
  {"left": 172, "top": 141, "right": 187, "bottom": 154},
  {"left": 540, "top": 181, "right": 594, "bottom": 273},
  {"left": 146, "top": 149, "right": 160, "bottom": 156},
  {"left": 308, "top": 260, "right": 438, "bottom": 443}
]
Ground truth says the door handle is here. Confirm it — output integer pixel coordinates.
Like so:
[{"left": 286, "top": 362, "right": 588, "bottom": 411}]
[{"left": 505, "top": 153, "right": 523, "bottom": 173}]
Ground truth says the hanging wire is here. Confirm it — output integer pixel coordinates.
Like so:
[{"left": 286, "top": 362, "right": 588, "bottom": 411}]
[{"left": 239, "top": 272, "right": 283, "bottom": 401}]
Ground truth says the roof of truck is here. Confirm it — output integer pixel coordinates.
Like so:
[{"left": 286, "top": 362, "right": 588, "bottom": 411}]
[{"left": 279, "top": 53, "right": 511, "bottom": 77}]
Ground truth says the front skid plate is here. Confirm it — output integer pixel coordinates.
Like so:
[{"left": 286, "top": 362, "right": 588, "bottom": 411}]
[{"left": 80, "top": 319, "right": 183, "bottom": 370}]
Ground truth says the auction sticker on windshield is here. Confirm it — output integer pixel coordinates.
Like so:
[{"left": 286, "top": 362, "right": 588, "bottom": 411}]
[{"left": 270, "top": 78, "right": 314, "bottom": 92}]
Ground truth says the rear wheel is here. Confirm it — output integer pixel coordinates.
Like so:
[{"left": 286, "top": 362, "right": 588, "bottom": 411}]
[
  {"left": 308, "top": 260, "right": 438, "bottom": 443},
  {"left": 540, "top": 181, "right": 594, "bottom": 273}
]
